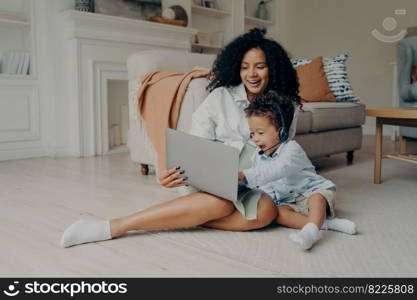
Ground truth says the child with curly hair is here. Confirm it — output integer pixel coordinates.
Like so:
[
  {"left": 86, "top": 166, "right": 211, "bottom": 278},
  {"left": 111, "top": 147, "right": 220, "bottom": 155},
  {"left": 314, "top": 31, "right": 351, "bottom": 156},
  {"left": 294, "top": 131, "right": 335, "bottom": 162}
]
[{"left": 239, "top": 91, "right": 357, "bottom": 250}]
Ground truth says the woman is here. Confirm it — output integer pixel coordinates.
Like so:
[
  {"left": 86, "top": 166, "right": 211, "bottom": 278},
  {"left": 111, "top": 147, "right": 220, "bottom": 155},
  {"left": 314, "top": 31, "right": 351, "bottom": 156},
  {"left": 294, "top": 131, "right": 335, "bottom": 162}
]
[{"left": 61, "top": 28, "right": 302, "bottom": 247}]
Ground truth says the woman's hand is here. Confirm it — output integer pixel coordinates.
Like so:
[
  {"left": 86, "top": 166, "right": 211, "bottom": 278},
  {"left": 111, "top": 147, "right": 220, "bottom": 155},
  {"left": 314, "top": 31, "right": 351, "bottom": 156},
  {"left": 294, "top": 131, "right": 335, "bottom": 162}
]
[
  {"left": 158, "top": 167, "right": 187, "bottom": 188},
  {"left": 238, "top": 171, "right": 246, "bottom": 182}
]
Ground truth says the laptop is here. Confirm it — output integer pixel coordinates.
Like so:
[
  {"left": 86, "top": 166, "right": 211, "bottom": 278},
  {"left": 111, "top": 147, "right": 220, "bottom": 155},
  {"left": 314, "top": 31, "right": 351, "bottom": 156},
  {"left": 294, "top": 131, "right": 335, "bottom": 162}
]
[{"left": 166, "top": 128, "right": 240, "bottom": 202}]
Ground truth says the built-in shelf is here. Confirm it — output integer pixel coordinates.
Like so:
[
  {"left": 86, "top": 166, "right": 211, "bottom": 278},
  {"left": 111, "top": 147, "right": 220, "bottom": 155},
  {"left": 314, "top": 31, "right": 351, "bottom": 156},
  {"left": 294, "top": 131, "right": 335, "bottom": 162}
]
[
  {"left": 0, "top": 74, "right": 35, "bottom": 81},
  {"left": 0, "top": 17, "right": 30, "bottom": 28},
  {"left": 245, "top": 16, "right": 273, "bottom": 26},
  {"left": 191, "top": 5, "right": 230, "bottom": 18},
  {"left": 191, "top": 42, "right": 221, "bottom": 50}
]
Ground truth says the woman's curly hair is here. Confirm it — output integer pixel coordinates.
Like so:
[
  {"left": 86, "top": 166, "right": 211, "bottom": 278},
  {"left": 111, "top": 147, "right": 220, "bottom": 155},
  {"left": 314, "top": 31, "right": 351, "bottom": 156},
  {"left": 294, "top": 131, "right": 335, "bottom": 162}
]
[
  {"left": 244, "top": 91, "right": 295, "bottom": 139},
  {"left": 207, "top": 28, "right": 301, "bottom": 109}
]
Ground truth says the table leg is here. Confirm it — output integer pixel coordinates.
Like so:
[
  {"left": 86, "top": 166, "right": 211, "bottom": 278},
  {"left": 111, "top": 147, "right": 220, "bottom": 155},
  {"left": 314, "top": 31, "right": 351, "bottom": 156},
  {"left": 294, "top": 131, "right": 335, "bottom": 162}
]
[
  {"left": 374, "top": 118, "right": 383, "bottom": 184},
  {"left": 399, "top": 136, "right": 407, "bottom": 154}
]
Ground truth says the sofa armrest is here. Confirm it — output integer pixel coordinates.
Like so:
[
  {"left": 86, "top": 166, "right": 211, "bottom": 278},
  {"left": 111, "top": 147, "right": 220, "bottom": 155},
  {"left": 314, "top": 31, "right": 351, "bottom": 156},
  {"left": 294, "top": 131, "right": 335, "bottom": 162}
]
[
  {"left": 177, "top": 77, "right": 210, "bottom": 132},
  {"left": 402, "top": 82, "right": 417, "bottom": 103}
]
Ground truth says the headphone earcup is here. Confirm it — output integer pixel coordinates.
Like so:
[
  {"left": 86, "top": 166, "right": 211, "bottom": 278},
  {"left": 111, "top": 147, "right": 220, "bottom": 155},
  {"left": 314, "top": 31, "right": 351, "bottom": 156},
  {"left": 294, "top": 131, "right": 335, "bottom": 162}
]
[
  {"left": 279, "top": 128, "right": 288, "bottom": 142},
  {"left": 277, "top": 105, "right": 289, "bottom": 142}
]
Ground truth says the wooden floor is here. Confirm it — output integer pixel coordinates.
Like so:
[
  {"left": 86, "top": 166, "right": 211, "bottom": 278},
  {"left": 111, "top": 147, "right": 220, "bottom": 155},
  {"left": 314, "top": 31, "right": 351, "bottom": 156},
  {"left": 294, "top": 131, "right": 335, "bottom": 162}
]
[{"left": 1, "top": 136, "right": 417, "bottom": 277}]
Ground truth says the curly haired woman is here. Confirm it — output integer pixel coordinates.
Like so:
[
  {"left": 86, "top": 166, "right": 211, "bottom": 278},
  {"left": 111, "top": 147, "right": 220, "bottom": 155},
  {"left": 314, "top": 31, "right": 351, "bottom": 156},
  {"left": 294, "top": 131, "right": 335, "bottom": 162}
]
[{"left": 61, "top": 28, "right": 303, "bottom": 247}]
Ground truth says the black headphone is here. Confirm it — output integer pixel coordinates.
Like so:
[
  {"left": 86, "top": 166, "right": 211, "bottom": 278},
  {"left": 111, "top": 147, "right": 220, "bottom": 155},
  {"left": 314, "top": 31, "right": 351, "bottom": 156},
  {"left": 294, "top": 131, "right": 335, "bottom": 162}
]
[
  {"left": 258, "top": 105, "right": 289, "bottom": 155},
  {"left": 278, "top": 103, "right": 290, "bottom": 142}
]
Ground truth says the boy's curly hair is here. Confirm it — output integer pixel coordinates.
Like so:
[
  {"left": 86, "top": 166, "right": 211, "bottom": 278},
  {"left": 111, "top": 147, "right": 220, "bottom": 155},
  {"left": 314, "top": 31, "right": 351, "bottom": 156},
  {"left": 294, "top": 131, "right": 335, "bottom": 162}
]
[
  {"left": 207, "top": 28, "right": 301, "bottom": 109},
  {"left": 244, "top": 91, "right": 295, "bottom": 136}
]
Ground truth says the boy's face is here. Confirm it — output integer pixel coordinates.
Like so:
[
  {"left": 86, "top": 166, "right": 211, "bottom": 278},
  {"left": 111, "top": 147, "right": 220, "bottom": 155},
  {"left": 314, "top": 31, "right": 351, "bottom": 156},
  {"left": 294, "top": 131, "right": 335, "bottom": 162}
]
[{"left": 248, "top": 115, "right": 280, "bottom": 156}]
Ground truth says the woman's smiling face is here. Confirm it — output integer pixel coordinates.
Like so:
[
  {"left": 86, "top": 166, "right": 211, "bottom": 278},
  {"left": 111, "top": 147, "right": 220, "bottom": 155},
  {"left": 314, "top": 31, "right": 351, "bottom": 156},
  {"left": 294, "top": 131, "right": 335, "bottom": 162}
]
[{"left": 240, "top": 48, "right": 269, "bottom": 101}]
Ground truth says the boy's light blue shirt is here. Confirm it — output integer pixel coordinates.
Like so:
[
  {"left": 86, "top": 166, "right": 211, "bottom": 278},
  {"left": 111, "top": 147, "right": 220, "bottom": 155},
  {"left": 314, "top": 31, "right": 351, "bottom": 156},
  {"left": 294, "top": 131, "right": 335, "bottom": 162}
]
[{"left": 242, "top": 140, "right": 335, "bottom": 204}]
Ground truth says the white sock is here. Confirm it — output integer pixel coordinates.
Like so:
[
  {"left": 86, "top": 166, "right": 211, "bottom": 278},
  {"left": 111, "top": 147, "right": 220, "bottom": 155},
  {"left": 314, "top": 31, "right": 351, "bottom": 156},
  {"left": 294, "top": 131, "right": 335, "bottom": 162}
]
[
  {"left": 289, "top": 222, "right": 320, "bottom": 250},
  {"left": 60, "top": 219, "right": 112, "bottom": 248},
  {"left": 321, "top": 218, "right": 356, "bottom": 235}
]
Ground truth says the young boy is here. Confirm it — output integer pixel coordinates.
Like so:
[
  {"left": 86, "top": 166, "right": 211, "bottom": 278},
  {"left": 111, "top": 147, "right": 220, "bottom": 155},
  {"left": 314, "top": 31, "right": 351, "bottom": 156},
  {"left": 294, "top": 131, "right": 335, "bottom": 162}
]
[{"left": 238, "top": 91, "right": 356, "bottom": 250}]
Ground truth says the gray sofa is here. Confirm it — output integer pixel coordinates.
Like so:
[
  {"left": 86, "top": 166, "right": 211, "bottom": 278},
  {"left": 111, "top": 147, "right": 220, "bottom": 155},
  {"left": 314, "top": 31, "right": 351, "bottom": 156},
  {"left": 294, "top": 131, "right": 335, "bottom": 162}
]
[
  {"left": 397, "top": 36, "right": 417, "bottom": 139},
  {"left": 127, "top": 50, "right": 365, "bottom": 175},
  {"left": 294, "top": 102, "right": 365, "bottom": 161}
]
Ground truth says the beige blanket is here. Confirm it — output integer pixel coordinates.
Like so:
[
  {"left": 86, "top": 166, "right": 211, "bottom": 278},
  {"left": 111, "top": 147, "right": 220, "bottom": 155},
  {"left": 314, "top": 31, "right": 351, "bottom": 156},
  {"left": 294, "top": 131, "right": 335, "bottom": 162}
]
[{"left": 138, "top": 70, "right": 210, "bottom": 173}]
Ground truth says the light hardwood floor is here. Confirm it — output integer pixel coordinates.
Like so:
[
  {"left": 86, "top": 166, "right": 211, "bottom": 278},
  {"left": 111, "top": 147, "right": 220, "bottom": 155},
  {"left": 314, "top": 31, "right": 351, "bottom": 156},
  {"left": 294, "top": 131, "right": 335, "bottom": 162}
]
[{"left": 1, "top": 136, "right": 416, "bottom": 277}]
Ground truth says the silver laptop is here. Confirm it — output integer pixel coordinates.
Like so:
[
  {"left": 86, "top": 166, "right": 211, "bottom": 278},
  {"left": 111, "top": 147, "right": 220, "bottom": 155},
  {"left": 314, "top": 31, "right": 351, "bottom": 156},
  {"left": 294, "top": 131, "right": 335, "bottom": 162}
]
[{"left": 166, "top": 128, "right": 240, "bottom": 202}]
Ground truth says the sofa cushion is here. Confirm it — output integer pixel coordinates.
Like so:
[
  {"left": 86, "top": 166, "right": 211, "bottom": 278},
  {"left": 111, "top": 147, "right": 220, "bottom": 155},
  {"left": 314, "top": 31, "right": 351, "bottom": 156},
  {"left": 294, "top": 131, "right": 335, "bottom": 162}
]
[
  {"left": 292, "top": 54, "right": 359, "bottom": 103},
  {"left": 295, "top": 127, "right": 362, "bottom": 159},
  {"left": 301, "top": 102, "right": 365, "bottom": 132},
  {"left": 295, "top": 56, "right": 336, "bottom": 102}
]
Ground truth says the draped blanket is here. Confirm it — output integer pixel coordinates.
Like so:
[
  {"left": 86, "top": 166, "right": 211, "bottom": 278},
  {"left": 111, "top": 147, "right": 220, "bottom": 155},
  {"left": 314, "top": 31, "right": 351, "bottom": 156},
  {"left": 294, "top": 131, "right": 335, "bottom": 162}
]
[{"left": 137, "top": 69, "right": 210, "bottom": 173}]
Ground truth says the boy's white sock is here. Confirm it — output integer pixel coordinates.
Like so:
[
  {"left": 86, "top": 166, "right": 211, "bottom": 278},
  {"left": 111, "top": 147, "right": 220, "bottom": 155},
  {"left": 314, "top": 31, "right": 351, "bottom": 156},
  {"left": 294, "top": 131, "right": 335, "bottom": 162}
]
[
  {"left": 60, "top": 219, "right": 111, "bottom": 248},
  {"left": 289, "top": 222, "right": 320, "bottom": 250},
  {"left": 321, "top": 218, "right": 356, "bottom": 235}
]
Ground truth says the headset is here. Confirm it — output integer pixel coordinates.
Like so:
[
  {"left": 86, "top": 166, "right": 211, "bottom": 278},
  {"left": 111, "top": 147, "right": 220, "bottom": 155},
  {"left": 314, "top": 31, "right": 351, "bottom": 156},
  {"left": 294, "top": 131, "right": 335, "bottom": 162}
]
[
  {"left": 277, "top": 103, "right": 290, "bottom": 142},
  {"left": 258, "top": 104, "right": 289, "bottom": 155}
]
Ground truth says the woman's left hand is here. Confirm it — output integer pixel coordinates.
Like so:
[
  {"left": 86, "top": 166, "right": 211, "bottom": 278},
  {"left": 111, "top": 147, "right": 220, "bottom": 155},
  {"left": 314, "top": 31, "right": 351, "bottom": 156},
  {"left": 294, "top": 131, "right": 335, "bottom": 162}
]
[
  {"left": 158, "top": 167, "right": 187, "bottom": 188},
  {"left": 238, "top": 171, "right": 246, "bottom": 181}
]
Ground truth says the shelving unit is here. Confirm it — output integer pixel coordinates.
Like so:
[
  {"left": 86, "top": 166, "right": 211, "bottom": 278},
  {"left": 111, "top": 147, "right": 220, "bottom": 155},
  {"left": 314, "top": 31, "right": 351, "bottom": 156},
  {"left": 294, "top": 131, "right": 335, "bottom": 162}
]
[
  {"left": 245, "top": 16, "right": 273, "bottom": 27},
  {"left": 244, "top": 0, "right": 275, "bottom": 32},
  {"left": 0, "top": 0, "right": 39, "bottom": 160},
  {"left": 172, "top": 0, "right": 276, "bottom": 54},
  {"left": 0, "top": 74, "right": 35, "bottom": 81},
  {"left": 186, "top": 0, "right": 233, "bottom": 54},
  {"left": 0, "top": 17, "right": 30, "bottom": 28},
  {"left": 191, "top": 42, "right": 222, "bottom": 53},
  {"left": 0, "top": 0, "right": 34, "bottom": 78},
  {"left": 191, "top": 4, "right": 230, "bottom": 18}
]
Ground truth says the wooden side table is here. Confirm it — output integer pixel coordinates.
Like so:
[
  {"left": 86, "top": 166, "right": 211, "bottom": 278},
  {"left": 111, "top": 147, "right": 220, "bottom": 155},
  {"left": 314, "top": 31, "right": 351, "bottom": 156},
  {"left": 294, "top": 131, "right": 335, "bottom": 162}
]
[{"left": 366, "top": 108, "right": 417, "bottom": 184}]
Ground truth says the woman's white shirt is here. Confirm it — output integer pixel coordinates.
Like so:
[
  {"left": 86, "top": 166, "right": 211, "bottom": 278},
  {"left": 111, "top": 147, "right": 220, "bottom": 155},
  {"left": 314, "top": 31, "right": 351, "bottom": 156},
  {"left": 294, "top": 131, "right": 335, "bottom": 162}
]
[{"left": 191, "top": 82, "right": 299, "bottom": 151}]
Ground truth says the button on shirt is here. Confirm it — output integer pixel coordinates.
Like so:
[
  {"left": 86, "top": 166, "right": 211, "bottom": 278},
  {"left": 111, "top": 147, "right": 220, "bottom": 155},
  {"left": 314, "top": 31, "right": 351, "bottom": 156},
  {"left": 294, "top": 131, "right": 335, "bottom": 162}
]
[
  {"left": 242, "top": 140, "right": 336, "bottom": 204},
  {"left": 191, "top": 83, "right": 299, "bottom": 152}
]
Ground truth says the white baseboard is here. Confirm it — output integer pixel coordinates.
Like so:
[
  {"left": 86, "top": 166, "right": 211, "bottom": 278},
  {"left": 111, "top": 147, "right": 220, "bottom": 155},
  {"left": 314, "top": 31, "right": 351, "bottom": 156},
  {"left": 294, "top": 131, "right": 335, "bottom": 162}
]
[
  {"left": 0, "top": 147, "right": 48, "bottom": 161},
  {"left": 106, "top": 145, "right": 129, "bottom": 155},
  {"left": 52, "top": 146, "right": 80, "bottom": 158}
]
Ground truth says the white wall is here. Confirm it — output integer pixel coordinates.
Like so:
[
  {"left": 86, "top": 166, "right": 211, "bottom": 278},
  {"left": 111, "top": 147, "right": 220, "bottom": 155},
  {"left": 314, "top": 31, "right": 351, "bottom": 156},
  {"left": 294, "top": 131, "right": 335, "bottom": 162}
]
[
  {"left": 35, "top": 0, "right": 74, "bottom": 157},
  {"left": 277, "top": 0, "right": 417, "bottom": 135}
]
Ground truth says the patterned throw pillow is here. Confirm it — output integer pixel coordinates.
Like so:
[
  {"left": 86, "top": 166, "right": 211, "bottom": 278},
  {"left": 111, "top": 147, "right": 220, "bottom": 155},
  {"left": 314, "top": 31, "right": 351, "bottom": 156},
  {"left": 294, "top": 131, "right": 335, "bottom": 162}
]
[{"left": 291, "top": 54, "right": 359, "bottom": 102}]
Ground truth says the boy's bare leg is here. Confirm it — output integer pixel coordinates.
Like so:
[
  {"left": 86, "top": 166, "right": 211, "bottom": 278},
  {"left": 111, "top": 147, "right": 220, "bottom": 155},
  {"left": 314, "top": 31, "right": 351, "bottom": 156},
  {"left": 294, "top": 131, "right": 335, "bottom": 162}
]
[
  {"left": 276, "top": 205, "right": 307, "bottom": 229},
  {"left": 306, "top": 194, "right": 327, "bottom": 228},
  {"left": 275, "top": 194, "right": 327, "bottom": 229},
  {"left": 276, "top": 194, "right": 327, "bottom": 250}
]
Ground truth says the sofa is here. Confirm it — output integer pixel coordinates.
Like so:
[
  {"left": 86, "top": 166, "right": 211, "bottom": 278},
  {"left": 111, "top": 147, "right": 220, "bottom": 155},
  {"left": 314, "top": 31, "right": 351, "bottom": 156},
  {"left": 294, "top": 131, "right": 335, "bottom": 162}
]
[
  {"left": 397, "top": 35, "right": 417, "bottom": 139},
  {"left": 126, "top": 50, "right": 365, "bottom": 175}
]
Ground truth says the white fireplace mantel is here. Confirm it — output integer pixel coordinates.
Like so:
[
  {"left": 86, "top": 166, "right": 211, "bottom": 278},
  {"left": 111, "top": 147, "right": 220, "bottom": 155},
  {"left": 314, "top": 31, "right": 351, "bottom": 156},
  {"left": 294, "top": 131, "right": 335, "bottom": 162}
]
[
  {"left": 60, "top": 10, "right": 197, "bottom": 50},
  {"left": 55, "top": 10, "right": 197, "bottom": 157}
]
